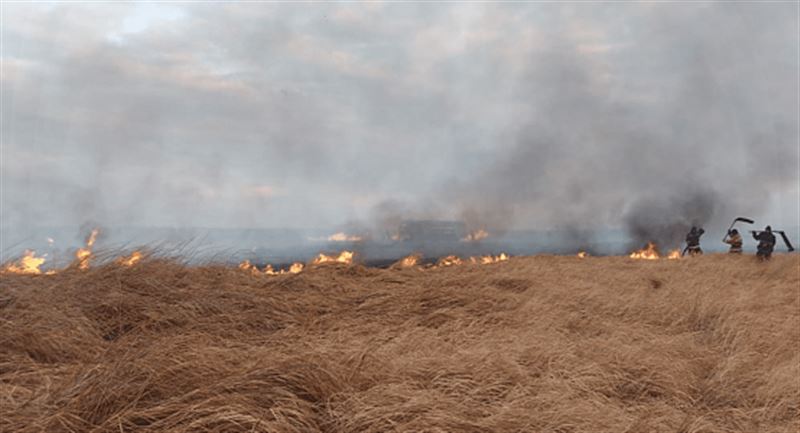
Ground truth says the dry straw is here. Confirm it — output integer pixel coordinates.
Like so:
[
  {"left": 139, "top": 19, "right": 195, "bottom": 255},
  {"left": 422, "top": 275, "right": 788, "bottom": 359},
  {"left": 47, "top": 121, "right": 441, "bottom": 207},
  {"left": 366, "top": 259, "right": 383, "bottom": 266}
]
[{"left": 1, "top": 253, "right": 798, "bottom": 432}]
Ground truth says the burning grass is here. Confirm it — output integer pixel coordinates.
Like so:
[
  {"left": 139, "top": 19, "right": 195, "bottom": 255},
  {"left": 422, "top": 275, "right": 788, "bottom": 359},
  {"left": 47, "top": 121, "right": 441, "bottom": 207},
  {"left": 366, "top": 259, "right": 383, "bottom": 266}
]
[{"left": 1, "top": 254, "right": 798, "bottom": 432}]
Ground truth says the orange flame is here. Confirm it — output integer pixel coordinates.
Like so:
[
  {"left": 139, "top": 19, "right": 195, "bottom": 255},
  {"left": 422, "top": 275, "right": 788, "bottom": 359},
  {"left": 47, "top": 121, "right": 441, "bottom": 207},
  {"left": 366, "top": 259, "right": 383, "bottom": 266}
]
[
  {"left": 437, "top": 255, "right": 463, "bottom": 267},
  {"left": 267, "top": 263, "right": 305, "bottom": 275},
  {"left": 469, "top": 253, "right": 509, "bottom": 264},
  {"left": 577, "top": 251, "right": 589, "bottom": 258},
  {"left": 117, "top": 251, "right": 143, "bottom": 267},
  {"left": 312, "top": 251, "right": 354, "bottom": 265},
  {"left": 327, "top": 232, "right": 363, "bottom": 242},
  {"left": 667, "top": 250, "right": 681, "bottom": 260},
  {"left": 395, "top": 254, "right": 421, "bottom": 268},
  {"left": 629, "top": 242, "right": 660, "bottom": 260},
  {"left": 75, "top": 229, "right": 99, "bottom": 270},
  {"left": 3, "top": 250, "right": 46, "bottom": 274},
  {"left": 240, "top": 260, "right": 305, "bottom": 276},
  {"left": 462, "top": 229, "right": 489, "bottom": 242},
  {"left": 263, "top": 264, "right": 279, "bottom": 275},
  {"left": 238, "top": 259, "right": 261, "bottom": 275}
]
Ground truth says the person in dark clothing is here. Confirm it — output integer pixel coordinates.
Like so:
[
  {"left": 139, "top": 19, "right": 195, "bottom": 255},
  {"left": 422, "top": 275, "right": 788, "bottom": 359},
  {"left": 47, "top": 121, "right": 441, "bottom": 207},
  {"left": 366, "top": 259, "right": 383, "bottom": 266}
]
[
  {"left": 753, "top": 225, "right": 776, "bottom": 260},
  {"left": 723, "top": 228, "right": 743, "bottom": 254},
  {"left": 685, "top": 226, "right": 705, "bottom": 256}
]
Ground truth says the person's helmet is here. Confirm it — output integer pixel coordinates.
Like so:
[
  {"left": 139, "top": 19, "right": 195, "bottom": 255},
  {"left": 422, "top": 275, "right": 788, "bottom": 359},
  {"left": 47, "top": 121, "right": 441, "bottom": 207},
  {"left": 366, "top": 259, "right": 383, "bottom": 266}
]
[
  {"left": 690, "top": 226, "right": 697, "bottom": 233},
  {"left": 730, "top": 228, "right": 738, "bottom": 235},
  {"left": 766, "top": 225, "right": 772, "bottom": 232}
]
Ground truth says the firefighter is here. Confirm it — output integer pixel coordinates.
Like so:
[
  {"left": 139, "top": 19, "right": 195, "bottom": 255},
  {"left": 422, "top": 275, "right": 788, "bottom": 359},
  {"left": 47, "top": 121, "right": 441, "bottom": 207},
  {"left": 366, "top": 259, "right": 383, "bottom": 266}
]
[
  {"left": 752, "top": 225, "right": 776, "bottom": 260},
  {"left": 684, "top": 226, "right": 705, "bottom": 256},
  {"left": 723, "top": 228, "right": 743, "bottom": 254}
]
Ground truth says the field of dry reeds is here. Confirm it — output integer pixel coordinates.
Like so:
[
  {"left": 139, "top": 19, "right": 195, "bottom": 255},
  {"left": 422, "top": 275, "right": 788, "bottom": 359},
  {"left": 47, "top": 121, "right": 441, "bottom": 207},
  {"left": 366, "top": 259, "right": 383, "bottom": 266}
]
[{"left": 1, "top": 254, "right": 798, "bottom": 432}]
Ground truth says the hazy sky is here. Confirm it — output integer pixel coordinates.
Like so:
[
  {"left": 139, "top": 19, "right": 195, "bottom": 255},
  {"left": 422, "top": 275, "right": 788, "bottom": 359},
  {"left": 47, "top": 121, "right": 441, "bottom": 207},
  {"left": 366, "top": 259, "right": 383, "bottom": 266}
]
[{"left": 2, "top": 2, "right": 798, "bottom": 234}]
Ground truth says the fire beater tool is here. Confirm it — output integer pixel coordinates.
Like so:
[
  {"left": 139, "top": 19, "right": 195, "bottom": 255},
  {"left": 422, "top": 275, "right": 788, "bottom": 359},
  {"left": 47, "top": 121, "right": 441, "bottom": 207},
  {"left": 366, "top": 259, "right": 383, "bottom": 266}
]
[
  {"left": 749, "top": 229, "right": 795, "bottom": 252},
  {"left": 722, "top": 217, "right": 754, "bottom": 242},
  {"left": 775, "top": 231, "right": 795, "bottom": 252}
]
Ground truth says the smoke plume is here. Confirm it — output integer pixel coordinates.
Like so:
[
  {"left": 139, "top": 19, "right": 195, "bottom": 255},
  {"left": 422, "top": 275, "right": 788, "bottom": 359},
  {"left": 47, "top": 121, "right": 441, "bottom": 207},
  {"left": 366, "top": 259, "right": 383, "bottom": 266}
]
[{"left": 2, "top": 3, "right": 797, "bottom": 256}]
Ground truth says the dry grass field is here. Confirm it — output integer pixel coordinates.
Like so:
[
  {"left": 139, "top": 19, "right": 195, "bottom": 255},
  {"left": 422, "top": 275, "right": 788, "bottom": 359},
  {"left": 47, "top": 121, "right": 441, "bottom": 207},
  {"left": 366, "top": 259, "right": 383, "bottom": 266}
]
[{"left": 1, "top": 254, "right": 798, "bottom": 432}]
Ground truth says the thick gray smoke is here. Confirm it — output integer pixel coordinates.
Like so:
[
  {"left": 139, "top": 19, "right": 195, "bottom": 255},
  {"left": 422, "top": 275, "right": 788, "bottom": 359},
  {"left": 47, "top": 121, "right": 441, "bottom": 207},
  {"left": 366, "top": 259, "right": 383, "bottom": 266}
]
[
  {"left": 624, "top": 189, "right": 720, "bottom": 250},
  {"left": 2, "top": 3, "right": 798, "bottom": 257},
  {"left": 421, "top": 3, "right": 800, "bottom": 250}
]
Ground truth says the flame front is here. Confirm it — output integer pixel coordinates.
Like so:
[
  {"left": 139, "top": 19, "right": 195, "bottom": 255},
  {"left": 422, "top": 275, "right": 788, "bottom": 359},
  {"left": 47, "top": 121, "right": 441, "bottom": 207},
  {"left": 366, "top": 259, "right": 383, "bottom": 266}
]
[
  {"left": 629, "top": 243, "right": 683, "bottom": 260},
  {"left": 3, "top": 250, "right": 46, "bottom": 274},
  {"left": 437, "top": 255, "right": 463, "bottom": 267},
  {"left": 462, "top": 229, "right": 489, "bottom": 242},
  {"left": 76, "top": 229, "right": 100, "bottom": 270},
  {"left": 312, "top": 251, "right": 354, "bottom": 265},
  {"left": 117, "top": 251, "right": 143, "bottom": 267},
  {"left": 629, "top": 242, "right": 660, "bottom": 260},
  {"left": 238, "top": 259, "right": 261, "bottom": 275},
  {"left": 437, "top": 253, "right": 508, "bottom": 267},
  {"left": 240, "top": 259, "right": 305, "bottom": 275},
  {"left": 395, "top": 254, "right": 421, "bottom": 268},
  {"left": 469, "top": 253, "right": 509, "bottom": 264},
  {"left": 327, "top": 232, "right": 363, "bottom": 242},
  {"left": 577, "top": 251, "right": 588, "bottom": 258}
]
